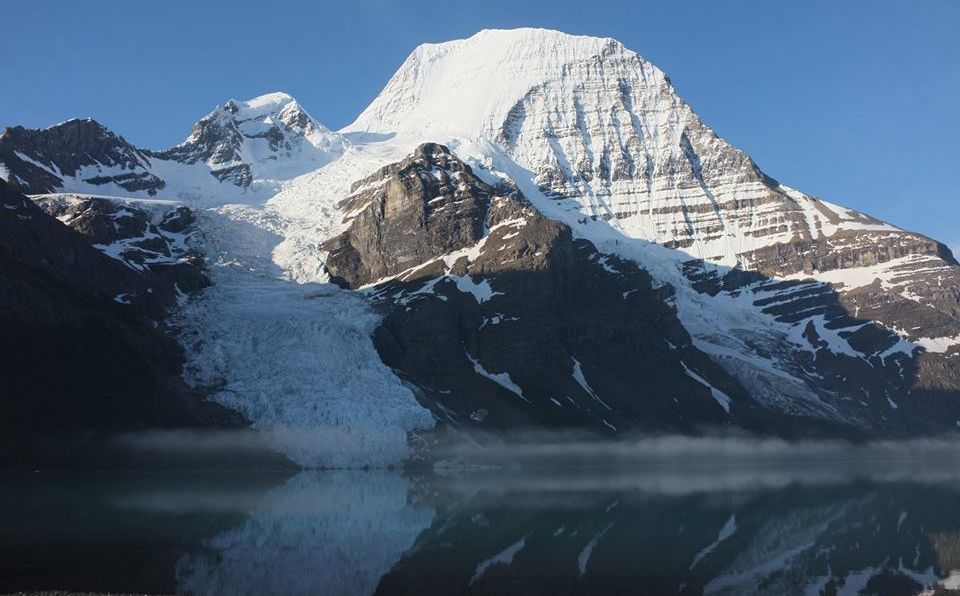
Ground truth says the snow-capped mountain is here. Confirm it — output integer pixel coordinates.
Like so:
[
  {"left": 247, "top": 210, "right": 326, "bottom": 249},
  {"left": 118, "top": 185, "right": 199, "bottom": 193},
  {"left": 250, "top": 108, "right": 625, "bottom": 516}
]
[
  {"left": 155, "top": 91, "right": 346, "bottom": 189},
  {"left": 0, "top": 118, "right": 165, "bottom": 195},
  {"left": 0, "top": 92, "right": 346, "bottom": 203},
  {"left": 2, "top": 28, "right": 959, "bottom": 467},
  {"left": 344, "top": 28, "right": 960, "bottom": 432}
]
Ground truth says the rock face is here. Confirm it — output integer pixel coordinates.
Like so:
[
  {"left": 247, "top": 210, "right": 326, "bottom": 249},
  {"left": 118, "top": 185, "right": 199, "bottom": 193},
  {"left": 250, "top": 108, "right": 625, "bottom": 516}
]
[
  {"left": 327, "top": 145, "right": 806, "bottom": 436},
  {"left": 324, "top": 143, "right": 492, "bottom": 288},
  {"left": 34, "top": 195, "right": 208, "bottom": 296},
  {"left": 0, "top": 179, "right": 241, "bottom": 466},
  {"left": 0, "top": 118, "right": 165, "bottom": 195}
]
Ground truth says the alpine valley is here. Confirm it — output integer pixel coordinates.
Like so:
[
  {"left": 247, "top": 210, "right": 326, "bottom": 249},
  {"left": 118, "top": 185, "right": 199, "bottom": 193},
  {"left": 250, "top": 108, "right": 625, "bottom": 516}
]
[{"left": 3, "top": 28, "right": 959, "bottom": 468}]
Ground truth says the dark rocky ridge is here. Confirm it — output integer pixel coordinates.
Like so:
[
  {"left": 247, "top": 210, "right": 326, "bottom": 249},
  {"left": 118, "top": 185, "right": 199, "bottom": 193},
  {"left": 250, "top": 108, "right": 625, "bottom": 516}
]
[
  {"left": 34, "top": 194, "right": 209, "bottom": 296},
  {"left": 324, "top": 143, "right": 492, "bottom": 287},
  {"left": 0, "top": 119, "right": 165, "bottom": 195},
  {"left": 0, "top": 179, "right": 266, "bottom": 469},
  {"left": 681, "top": 228, "right": 960, "bottom": 428},
  {"left": 327, "top": 145, "right": 845, "bottom": 437}
]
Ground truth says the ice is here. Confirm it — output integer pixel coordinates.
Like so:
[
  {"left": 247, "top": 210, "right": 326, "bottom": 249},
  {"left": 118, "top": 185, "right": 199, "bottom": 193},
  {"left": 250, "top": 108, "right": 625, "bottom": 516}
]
[{"left": 174, "top": 204, "right": 434, "bottom": 468}]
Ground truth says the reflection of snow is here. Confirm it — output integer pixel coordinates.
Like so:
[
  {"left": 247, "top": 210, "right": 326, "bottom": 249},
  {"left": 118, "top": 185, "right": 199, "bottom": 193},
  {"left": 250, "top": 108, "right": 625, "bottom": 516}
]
[
  {"left": 690, "top": 514, "right": 736, "bottom": 569},
  {"left": 176, "top": 471, "right": 434, "bottom": 596},
  {"left": 470, "top": 537, "right": 527, "bottom": 585},
  {"left": 577, "top": 522, "right": 614, "bottom": 576},
  {"left": 705, "top": 503, "right": 848, "bottom": 595}
]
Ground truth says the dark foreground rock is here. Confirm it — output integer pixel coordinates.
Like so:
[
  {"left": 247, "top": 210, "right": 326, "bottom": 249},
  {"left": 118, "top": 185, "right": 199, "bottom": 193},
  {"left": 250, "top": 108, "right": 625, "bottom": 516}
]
[
  {"left": 0, "top": 179, "right": 286, "bottom": 469},
  {"left": 0, "top": 118, "right": 164, "bottom": 195}
]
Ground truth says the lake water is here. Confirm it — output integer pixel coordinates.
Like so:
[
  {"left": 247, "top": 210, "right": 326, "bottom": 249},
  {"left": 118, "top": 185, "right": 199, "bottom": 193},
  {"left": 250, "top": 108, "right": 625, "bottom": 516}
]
[{"left": 3, "top": 464, "right": 960, "bottom": 595}]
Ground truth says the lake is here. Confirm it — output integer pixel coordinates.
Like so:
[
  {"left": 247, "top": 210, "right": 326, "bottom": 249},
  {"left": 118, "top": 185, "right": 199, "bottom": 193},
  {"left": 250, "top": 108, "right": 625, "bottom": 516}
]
[{"left": 3, "top": 461, "right": 960, "bottom": 595}]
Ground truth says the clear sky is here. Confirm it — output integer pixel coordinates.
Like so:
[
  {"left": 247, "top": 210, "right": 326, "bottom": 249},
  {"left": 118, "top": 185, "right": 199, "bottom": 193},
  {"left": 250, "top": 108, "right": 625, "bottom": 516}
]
[{"left": 2, "top": 0, "right": 958, "bottom": 251}]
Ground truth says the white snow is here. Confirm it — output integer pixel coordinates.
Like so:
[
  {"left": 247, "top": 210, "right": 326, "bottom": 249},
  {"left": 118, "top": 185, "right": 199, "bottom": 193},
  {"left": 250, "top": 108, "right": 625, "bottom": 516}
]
[
  {"left": 450, "top": 275, "right": 503, "bottom": 303},
  {"left": 571, "top": 357, "right": 611, "bottom": 410},
  {"left": 916, "top": 335, "right": 960, "bottom": 353},
  {"left": 466, "top": 353, "right": 529, "bottom": 403},
  {"left": 347, "top": 29, "right": 617, "bottom": 140},
  {"left": 681, "top": 362, "right": 732, "bottom": 413}
]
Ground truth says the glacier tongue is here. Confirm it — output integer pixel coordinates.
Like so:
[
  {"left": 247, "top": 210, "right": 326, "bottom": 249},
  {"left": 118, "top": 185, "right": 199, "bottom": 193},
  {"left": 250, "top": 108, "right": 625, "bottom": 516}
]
[{"left": 173, "top": 166, "right": 434, "bottom": 467}]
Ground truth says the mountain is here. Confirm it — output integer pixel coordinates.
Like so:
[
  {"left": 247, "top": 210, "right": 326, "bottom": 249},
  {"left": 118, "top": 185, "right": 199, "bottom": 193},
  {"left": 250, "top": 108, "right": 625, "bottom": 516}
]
[
  {"left": 1, "top": 28, "right": 959, "bottom": 467},
  {"left": 153, "top": 91, "right": 346, "bottom": 189},
  {"left": 0, "top": 92, "right": 346, "bottom": 202},
  {"left": 324, "top": 144, "right": 783, "bottom": 435},
  {"left": 0, "top": 118, "right": 165, "bottom": 195},
  {"left": 344, "top": 28, "right": 960, "bottom": 433}
]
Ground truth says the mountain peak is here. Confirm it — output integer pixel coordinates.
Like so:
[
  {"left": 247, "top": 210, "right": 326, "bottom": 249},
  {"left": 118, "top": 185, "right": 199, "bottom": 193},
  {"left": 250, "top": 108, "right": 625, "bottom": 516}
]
[
  {"left": 345, "top": 28, "right": 645, "bottom": 137},
  {"left": 155, "top": 91, "right": 345, "bottom": 189},
  {"left": 221, "top": 92, "right": 302, "bottom": 120}
]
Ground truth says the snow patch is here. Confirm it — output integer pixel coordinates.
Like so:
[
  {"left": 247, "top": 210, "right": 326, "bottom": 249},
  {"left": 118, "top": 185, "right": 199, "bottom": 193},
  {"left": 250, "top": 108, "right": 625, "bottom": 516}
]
[
  {"left": 681, "top": 362, "right": 732, "bottom": 413},
  {"left": 571, "top": 357, "right": 611, "bottom": 410},
  {"left": 466, "top": 353, "right": 529, "bottom": 403}
]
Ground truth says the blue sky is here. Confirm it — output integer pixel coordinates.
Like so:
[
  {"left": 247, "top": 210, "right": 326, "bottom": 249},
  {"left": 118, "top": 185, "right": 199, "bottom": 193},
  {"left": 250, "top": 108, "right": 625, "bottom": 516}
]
[{"left": 2, "top": 1, "right": 958, "bottom": 250}]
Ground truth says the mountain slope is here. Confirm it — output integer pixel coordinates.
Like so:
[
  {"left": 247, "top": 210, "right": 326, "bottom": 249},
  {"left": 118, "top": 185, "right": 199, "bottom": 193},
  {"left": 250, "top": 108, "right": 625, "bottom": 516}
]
[
  {"left": 0, "top": 118, "right": 165, "bottom": 195},
  {"left": 344, "top": 28, "right": 960, "bottom": 432},
  {"left": 154, "top": 92, "right": 346, "bottom": 189},
  {"left": 0, "top": 179, "right": 246, "bottom": 466},
  {"left": 324, "top": 144, "right": 794, "bottom": 436}
]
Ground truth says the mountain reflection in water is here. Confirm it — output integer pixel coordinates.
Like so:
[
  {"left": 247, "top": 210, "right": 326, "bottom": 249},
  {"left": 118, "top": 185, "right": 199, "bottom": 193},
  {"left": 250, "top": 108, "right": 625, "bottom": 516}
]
[{"left": 4, "top": 463, "right": 960, "bottom": 595}]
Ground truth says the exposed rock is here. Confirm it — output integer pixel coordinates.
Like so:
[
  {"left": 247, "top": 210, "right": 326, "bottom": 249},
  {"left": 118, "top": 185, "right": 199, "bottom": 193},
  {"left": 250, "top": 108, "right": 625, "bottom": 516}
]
[
  {"left": 152, "top": 92, "right": 345, "bottom": 189},
  {"left": 34, "top": 195, "right": 209, "bottom": 296},
  {"left": 0, "top": 119, "right": 165, "bottom": 195},
  {"left": 324, "top": 143, "right": 492, "bottom": 287}
]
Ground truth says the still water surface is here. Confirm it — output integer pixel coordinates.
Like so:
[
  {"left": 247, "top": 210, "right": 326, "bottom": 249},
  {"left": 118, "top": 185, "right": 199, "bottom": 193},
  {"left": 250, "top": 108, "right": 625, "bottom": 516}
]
[{"left": 3, "top": 464, "right": 960, "bottom": 595}]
